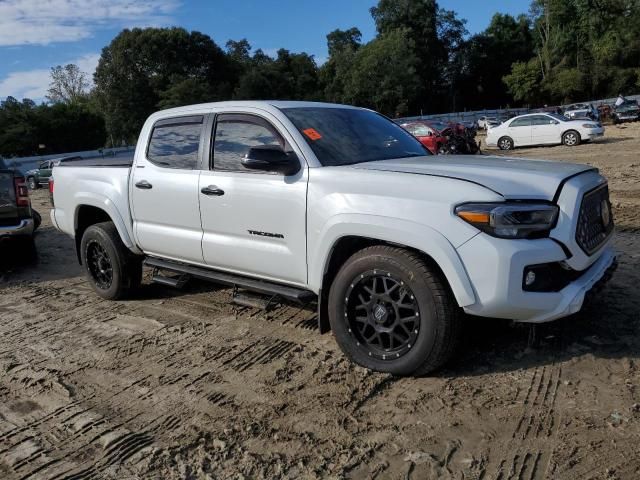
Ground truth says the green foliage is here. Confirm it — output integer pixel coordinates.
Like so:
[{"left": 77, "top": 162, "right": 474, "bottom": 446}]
[
  {"left": 506, "top": 0, "right": 640, "bottom": 104},
  {"left": 342, "top": 29, "right": 421, "bottom": 116},
  {"left": 327, "top": 28, "right": 362, "bottom": 57},
  {"left": 230, "top": 44, "right": 319, "bottom": 100},
  {"left": 94, "top": 27, "right": 233, "bottom": 145},
  {"left": 0, "top": 97, "right": 106, "bottom": 157},
  {"left": 47, "top": 64, "right": 90, "bottom": 104},
  {"left": 369, "top": 0, "right": 467, "bottom": 112},
  {"left": 504, "top": 59, "right": 543, "bottom": 104},
  {"left": 2, "top": 0, "right": 639, "bottom": 157}
]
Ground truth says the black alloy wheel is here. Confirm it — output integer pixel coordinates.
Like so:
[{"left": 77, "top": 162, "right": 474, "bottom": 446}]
[
  {"left": 344, "top": 269, "right": 420, "bottom": 360},
  {"left": 86, "top": 240, "right": 113, "bottom": 290}
]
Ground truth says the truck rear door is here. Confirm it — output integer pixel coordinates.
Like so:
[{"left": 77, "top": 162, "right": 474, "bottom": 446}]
[
  {"left": 0, "top": 170, "right": 18, "bottom": 227},
  {"left": 130, "top": 115, "right": 206, "bottom": 264}
]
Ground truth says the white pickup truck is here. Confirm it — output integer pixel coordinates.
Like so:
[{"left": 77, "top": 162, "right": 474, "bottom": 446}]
[{"left": 51, "top": 101, "right": 617, "bottom": 375}]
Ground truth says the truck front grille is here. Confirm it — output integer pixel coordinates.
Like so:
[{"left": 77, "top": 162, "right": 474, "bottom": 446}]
[{"left": 575, "top": 184, "right": 614, "bottom": 255}]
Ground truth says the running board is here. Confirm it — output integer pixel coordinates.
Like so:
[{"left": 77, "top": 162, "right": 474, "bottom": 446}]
[
  {"left": 151, "top": 270, "right": 189, "bottom": 289},
  {"left": 143, "top": 257, "right": 316, "bottom": 304}
]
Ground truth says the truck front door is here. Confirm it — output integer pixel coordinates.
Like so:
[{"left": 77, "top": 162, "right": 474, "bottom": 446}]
[
  {"left": 198, "top": 112, "right": 308, "bottom": 286},
  {"left": 130, "top": 115, "right": 205, "bottom": 264}
]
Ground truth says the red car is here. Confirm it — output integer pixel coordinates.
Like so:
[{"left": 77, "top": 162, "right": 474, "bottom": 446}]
[{"left": 400, "top": 121, "right": 447, "bottom": 154}]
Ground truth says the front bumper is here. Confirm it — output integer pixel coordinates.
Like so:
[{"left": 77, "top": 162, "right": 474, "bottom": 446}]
[
  {"left": 458, "top": 233, "right": 616, "bottom": 323},
  {"left": 582, "top": 127, "right": 604, "bottom": 140},
  {"left": 0, "top": 218, "right": 35, "bottom": 238}
]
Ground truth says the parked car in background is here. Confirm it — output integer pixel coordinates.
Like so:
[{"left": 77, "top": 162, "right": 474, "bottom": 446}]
[
  {"left": 487, "top": 113, "right": 604, "bottom": 150},
  {"left": 612, "top": 101, "right": 640, "bottom": 124},
  {"left": 25, "top": 155, "right": 81, "bottom": 189},
  {"left": 0, "top": 157, "right": 40, "bottom": 256},
  {"left": 563, "top": 103, "right": 599, "bottom": 121},
  {"left": 477, "top": 116, "right": 496, "bottom": 130},
  {"left": 400, "top": 121, "right": 447, "bottom": 154}
]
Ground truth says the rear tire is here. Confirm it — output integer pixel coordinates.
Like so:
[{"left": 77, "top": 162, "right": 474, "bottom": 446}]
[
  {"left": 562, "top": 130, "right": 581, "bottom": 146},
  {"left": 32, "top": 210, "right": 41, "bottom": 231},
  {"left": 498, "top": 136, "right": 514, "bottom": 150},
  {"left": 80, "top": 221, "right": 142, "bottom": 300},
  {"left": 27, "top": 177, "right": 37, "bottom": 190},
  {"left": 328, "top": 246, "right": 462, "bottom": 376}
]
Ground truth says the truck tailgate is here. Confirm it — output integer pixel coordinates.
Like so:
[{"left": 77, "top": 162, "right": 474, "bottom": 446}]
[{"left": 0, "top": 170, "right": 18, "bottom": 226}]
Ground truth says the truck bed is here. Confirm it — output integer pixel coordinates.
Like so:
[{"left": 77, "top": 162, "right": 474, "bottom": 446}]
[{"left": 57, "top": 156, "right": 133, "bottom": 168}]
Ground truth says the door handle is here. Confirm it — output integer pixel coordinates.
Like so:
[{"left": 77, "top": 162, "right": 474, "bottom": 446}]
[
  {"left": 201, "top": 185, "right": 225, "bottom": 196},
  {"left": 135, "top": 180, "right": 153, "bottom": 189}
]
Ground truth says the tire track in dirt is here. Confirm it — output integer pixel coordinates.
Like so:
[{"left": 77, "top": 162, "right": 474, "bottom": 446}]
[
  {"left": 2, "top": 279, "right": 330, "bottom": 479},
  {"left": 490, "top": 363, "right": 563, "bottom": 480}
]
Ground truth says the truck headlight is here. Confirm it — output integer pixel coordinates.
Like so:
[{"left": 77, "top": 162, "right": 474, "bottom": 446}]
[{"left": 455, "top": 203, "right": 559, "bottom": 239}]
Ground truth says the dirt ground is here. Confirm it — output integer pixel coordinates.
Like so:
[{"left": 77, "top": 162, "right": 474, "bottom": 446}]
[{"left": 1, "top": 122, "right": 639, "bottom": 480}]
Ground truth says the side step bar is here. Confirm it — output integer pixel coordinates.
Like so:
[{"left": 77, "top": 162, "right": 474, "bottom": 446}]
[{"left": 144, "top": 257, "right": 316, "bottom": 304}]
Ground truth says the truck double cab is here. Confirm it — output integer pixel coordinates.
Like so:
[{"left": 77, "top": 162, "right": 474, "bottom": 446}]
[
  {"left": 1, "top": 158, "right": 39, "bottom": 255},
  {"left": 51, "top": 101, "right": 617, "bottom": 375}
]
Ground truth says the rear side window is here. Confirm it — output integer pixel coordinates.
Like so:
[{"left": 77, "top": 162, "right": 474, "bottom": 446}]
[
  {"left": 531, "top": 115, "right": 554, "bottom": 126},
  {"left": 147, "top": 116, "right": 203, "bottom": 169},
  {"left": 413, "top": 125, "right": 432, "bottom": 136},
  {"left": 510, "top": 117, "right": 532, "bottom": 127}
]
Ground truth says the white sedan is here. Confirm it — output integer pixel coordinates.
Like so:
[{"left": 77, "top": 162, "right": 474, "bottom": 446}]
[{"left": 486, "top": 113, "right": 604, "bottom": 150}]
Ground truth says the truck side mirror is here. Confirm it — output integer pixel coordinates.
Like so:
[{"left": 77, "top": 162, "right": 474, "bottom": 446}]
[{"left": 242, "top": 145, "right": 300, "bottom": 176}]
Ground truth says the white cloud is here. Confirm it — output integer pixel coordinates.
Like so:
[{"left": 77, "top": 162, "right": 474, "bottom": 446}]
[
  {"left": 0, "top": 0, "right": 178, "bottom": 46},
  {"left": 0, "top": 53, "right": 100, "bottom": 101}
]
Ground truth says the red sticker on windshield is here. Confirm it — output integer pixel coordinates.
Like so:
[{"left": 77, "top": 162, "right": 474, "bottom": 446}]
[{"left": 303, "top": 128, "right": 322, "bottom": 141}]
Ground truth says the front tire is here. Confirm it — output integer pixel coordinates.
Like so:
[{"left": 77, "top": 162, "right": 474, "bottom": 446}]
[
  {"left": 562, "top": 130, "right": 581, "bottom": 146},
  {"left": 27, "top": 177, "right": 37, "bottom": 190},
  {"left": 80, "top": 221, "right": 142, "bottom": 300},
  {"left": 328, "top": 246, "right": 462, "bottom": 376},
  {"left": 498, "top": 136, "right": 514, "bottom": 150}
]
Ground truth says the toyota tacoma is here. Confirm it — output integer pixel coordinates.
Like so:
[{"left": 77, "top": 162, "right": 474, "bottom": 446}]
[{"left": 50, "top": 101, "right": 617, "bottom": 375}]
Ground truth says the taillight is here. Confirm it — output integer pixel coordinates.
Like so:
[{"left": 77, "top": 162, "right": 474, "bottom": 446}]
[
  {"left": 49, "top": 178, "right": 55, "bottom": 206},
  {"left": 14, "top": 177, "right": 30, "bottom": 207}
]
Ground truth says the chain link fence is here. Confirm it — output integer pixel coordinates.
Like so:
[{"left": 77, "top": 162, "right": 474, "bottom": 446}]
[{"left": 397, "top": 94, "right": 640, "bottom": 125}]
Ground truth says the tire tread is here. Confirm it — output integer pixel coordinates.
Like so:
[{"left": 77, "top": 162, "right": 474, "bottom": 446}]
[{"left": 329, "top": 245, "right": 462, "bottom": 375}]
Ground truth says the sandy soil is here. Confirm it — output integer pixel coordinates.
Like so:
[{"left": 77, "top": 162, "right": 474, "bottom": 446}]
[{"left": 1, "top": 123, "right": 639, "bottom": 479}]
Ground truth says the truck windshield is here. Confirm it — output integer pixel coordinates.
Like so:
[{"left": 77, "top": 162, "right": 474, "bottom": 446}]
[{"left": 281, "top": 107, "right": 429, "bottom": 166}]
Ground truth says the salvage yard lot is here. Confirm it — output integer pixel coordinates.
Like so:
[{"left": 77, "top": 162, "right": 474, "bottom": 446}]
[{"left": 1, "top": 123, "right": 640, "bottom": 479}]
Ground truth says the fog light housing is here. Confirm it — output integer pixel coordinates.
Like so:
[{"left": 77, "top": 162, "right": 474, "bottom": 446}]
[{"left": 523, "top": 263, "right": 585, "bottom": 292}]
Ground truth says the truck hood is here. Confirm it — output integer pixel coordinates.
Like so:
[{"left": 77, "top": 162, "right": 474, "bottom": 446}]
[{"left": 349, "top": 155, "right": 596, "bottom": 200}]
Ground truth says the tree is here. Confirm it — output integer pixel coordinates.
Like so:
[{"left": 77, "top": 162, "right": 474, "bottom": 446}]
[
  {"left": 46, "top": 64, "right": 90, "bottom": 104},
  {"left": 369, "top": 0, "right": 467, "bottom": 113},
  {"left": 326, "top": 28, "right": 362, "bottom": 56},
  {"left": 503, "top": 0, "right": 640, "bottom": 105},
  {"left": 342, "top": 29, "right": 422, "bottom": 116},
  {"left": 94, "top": 27, "right": 234, "bottom": 144},
  {"left": 503, "top": 59, "right": 542, "bottom": 104},
  {"left": 232, "top": 46, "right": 320, "bottom": 101},
  {"left": 456, "top": 14, "right": 533, "bottom": 109},
  {"left": 0, "top": 97, "right": 105, "bottom": 157}
]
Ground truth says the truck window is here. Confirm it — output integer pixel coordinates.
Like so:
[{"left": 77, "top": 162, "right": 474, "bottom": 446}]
[
  {"left": 212, "top": 114, "right": 284, "bottom": 172},
  {"left": 147, "top": 116, "right": 203, "bottom": 169},
  {"left": 281, "top": 107, "right": 428, "bottom": 166}
]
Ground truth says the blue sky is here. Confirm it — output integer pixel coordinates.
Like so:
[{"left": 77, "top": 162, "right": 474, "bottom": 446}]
[{"left": 0, "top": 0, "right": 530, "bottom": 102}]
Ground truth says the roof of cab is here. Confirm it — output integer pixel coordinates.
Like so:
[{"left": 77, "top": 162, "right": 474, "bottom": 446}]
[{"left": 150, "top": 100, "right": 360, "bottom": 120}]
